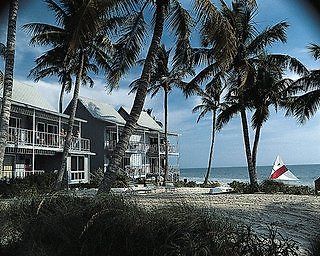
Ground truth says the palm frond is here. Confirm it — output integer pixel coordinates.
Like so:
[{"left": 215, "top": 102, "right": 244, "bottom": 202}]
[
  {"left": 248, "top": 22, "right": 289, "bottom": 54},
  {"left": 267, "top": 54, "right": 309, "bottom": 76},
  {"left": 194, "top": 0, "right": 237, "bottom": 67},
  {"left": 108, "top": 10, "right": 147, "bottom": 86},
  {"left": 308, "top": 43, "right": 320, "bottom": 60},
  {"left": 216, "top": 103, "right": 241, "bottom": 130},
  {"left": 287, "top": 90, "right": 320, "bottom": 124}
]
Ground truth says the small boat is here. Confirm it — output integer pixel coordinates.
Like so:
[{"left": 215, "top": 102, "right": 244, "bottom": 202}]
[
  {"left": 209, "top": 186, "right": 234, "bottom": 195},
  {"left": 269, "top": 155, "right": 299, "bottom": 181}
]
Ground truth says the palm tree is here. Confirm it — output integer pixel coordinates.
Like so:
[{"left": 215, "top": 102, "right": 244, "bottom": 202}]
[
  {"left": 192, "top": 76, "right": 225, "bottom": 186},
  {"left": 0, "top": 0, "right": 19, "bottom": 175},
  {"left": 24, "top": 0, "right": 121, "bottom": 189},
  {"left": 130, "top": 44, "right": 191, "bottom": 185},
  {"left": 195, "top": 0, "right": 306, "bottom": 190},
  {"left": 287, "top": 43, "right": 320, "bottom": 123},
  {"left": 99, "top": 0, "right": 245, "bottom": 193}
]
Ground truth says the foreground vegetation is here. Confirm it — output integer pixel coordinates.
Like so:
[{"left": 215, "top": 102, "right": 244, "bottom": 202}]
[{"left": 0, "top": 195, "right": 315, "bottom": 256}]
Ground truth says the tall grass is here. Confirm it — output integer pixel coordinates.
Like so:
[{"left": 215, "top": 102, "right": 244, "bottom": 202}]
[{"left": 0, "top": 195, "right": 301, "bottom": 256}]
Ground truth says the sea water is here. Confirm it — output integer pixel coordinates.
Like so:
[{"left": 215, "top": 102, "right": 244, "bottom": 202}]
[{"left": 180, "top": 164, "right": 320, "bottom": 187}]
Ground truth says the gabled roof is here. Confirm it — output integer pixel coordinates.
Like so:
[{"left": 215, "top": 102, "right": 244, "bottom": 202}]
[
  {"left": 79, "top": 96, "right": 126, "bottom": 125},
  {"left": 0, "top": 80, "right": 56, "bottom": 112},
  {"left": 119, "top": 107, "right": 164, "bottom": 132},
  {"left": 0, "top": 80, "right": 87, "bottom": 122}
]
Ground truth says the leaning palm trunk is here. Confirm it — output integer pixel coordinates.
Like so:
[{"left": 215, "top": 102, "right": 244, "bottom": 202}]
[
  {"left": 163, "top": 85, "right": 169, "bottom": 186},
  {"left": 55, "top": 52, "right": 84, "bottom": 190},
  {"left": 204, "top": 109, "right": 217, "bottom": 186},
  {"left": 98, "top": 3, "right": 166, "bottom": 194},
  {"left": 0, "top": 0, "right": 19, "bottom": 172},
  {"left": 58, "top": 83, "right": 65, "bottom": 113},
  {"left": 240, "top": 109, "right": 258, "bottom": 190},
  {"left": 251, "top": 123, "right": 262, "bottom": 170}
]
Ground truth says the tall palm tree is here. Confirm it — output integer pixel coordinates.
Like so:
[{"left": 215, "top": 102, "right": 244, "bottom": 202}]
[
  {"left": 24, "top": 0, "right": 122, "bottom": 189},
  {"left": 0, "top": 0, "right": 19, "bottom": 174},
  {"left": 195, "top": 0, "right": 306, "bottom": 190},
  {"left": 130, "top": 44, "right": 191, "bottom": 185},
  {"left": 99, "top": 0, "right": 243, "bottom": 193},
  {"left": 192, "top": 76, "right": 225, "bottom": 186},
  {"left": 287, "top": 43, "right": 320, "bottom": 123}
]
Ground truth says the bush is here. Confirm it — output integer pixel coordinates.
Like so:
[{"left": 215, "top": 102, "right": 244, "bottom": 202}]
[
  {"left": 228, "top": 180, "right": 314, "bottom": 195},
  {"left": 229, "top": 181, "right": 257, "bottom": 193},
  {"left": 0, "top": 172, "right": 56, "bottom": 198},
  {"left": 310, "top": 235, "right": 320, "bottom": 256},
  {"left": 0, "top": 195, "right": 300, "bottom": 256}
]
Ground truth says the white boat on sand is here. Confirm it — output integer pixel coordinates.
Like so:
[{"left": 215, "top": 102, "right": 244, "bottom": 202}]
[{"left": 209, "top": 186, "right": 234, "bottom": 195}]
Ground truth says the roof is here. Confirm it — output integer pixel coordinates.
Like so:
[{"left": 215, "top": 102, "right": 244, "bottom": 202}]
[
  {"left": 0, "top": 81, "right": 56, "bottom": 112},
  {"left": 119, "top": 107, "right": 164, "bottom": 132},
  {"left": 0, "top": 80, "right": 87, "bottom": 122},
  {"left": 79, "top": 96, "right": 126, "bottom": 125}
]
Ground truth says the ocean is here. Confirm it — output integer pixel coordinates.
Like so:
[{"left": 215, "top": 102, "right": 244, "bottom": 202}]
[{"left": 180, "top": 164, "right": 320, "bottom": 187}]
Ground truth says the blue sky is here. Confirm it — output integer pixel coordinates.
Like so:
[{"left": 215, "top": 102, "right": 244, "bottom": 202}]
[{"left": 0, "top": 0, "right": 319, "bottom": 168}]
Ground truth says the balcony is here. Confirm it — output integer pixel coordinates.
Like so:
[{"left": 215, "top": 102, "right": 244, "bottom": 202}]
[
  {"left": 0, "top": 169, "right": 45, "bottom": 179},
  {"left": 7, "top": 127, "right": 91, "bottom": 152},
  {"left": 106, "top": 140, "right": 148, "bottom": 153},
  {"left": 148, "top": 144, "right": 178, "bottom": 155}
]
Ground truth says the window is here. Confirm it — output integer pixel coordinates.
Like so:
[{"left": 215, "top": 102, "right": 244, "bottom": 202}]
[
  {"left": 9, "top": 117, "right": 21, "bottom": 128},
  {"left": 47, "top": 124, "right": 58, "bottom": 134},
  {"left": 37, "top": 122, "right": 45, "bottom": 132},
  {"left": 70, "top": 156, "right": 85, "bottom": 181},
  {"left": 71, "top": 156, "right": 77, "bottom": 171}
]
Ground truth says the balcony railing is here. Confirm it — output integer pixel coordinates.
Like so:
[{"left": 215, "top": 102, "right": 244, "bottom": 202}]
[
  {"left": 125, "top": 164, "right": 150, "bottom": 178},
  {"left": 106, "top": 140, "right": 149, "bottom": 153},
  {"left": 0, "top": 170, "right": 45, "bottom": 179},
  {"left": 148, "top": 144, "right": 178, "bottom": 155},
  {"left": 7, "top": 127, "right": 90, "bottom": 152}
]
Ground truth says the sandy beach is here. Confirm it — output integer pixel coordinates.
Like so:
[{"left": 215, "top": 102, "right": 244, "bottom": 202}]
[{"left": 124, "top": 188, "right": 320, "bottom": 253}]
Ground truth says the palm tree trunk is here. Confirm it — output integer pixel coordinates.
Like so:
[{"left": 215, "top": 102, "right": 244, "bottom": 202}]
[
  {"left": 0, "top": 0, "right": 19, "bottom": 173},
  {"left": 55, "top": 52, "right": 84, "bottom": 190},
  {"left": 240, "top": 109, "right": 258, "bottom": 190},
  {"left": 251, "top": 124, "right": 262, "bottom": 170},
  {"left": 204, "top": 109, "right": 217, "bottom": 186},
  {"left": 58, "top": 84, "right": 65, "bottom": 113},
  {"left": 163, "top": 85, "right": 169, "bottom": 186},
  {"left": 98, "top": 2, "right": 166, "bottom": 194}
]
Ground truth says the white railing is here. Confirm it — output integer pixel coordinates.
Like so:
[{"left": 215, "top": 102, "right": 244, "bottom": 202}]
[
  {"left": 127, "top": 141, "right": 148, "bottom": 153},
  {"left": 69, "top": 171, "right": 86, "bottom": 183},
  {"left": 148, "top": 144, "right": 178, "bottom": 154},
  {"left": 0, "top": 170, "right": 45, "bottom": 179},
  {"left": 7, "top": 127, "right": 90, "bottom": 152},
  {"left": 105, "top": 140, "right": 117, "bottom": 151},
  {"left": 125, "top": 164, "right": 150, "bottom": 178}
]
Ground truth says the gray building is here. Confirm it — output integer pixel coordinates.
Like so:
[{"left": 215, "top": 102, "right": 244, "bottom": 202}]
[
  {"left": 68, "top": 97, "right": 180, "bottom": 181},
  {"left": 0, "top": 81, "right": 94, "bottom": 184}
]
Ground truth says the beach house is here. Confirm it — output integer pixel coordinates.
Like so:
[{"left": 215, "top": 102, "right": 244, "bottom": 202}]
[
  {"left": 67, "top": 97, "right": 180, "bottom": 181},
  {"left": 0, "top": 81, "right": 94, "bottom": 184}
]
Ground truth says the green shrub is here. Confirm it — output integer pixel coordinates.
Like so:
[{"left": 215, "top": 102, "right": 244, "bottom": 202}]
[
  {"left": 0, "top": 172, "right": 56, "bottom": 198},
  {"left": 260, "top": 180, "right": 314, "bottom": 195},
  {"left": 0, "top": 195, "right": 300, "bottom": 256},
  {"left": 229, "top": 181, "right": 257, "bottom": 193},
  {"left": 310, "top": 235, "right": 320, "bottom": 256}
]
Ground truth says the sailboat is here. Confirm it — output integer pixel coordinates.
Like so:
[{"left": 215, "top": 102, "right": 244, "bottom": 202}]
[{"left": 269, "top": 155, "right": 299, "bottom": 181}]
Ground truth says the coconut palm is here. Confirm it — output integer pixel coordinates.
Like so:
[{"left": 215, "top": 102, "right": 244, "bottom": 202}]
[
  {"left": 24, "top": 0, "right": 126, "bottom": 189},
  {"left": 130, "top": 44, "right": 191, "bottom": 185},
  {"left": 192, "top": 75, "right": 225, "bottom": 186},
  {"left": 0, "top": 0, "right": 19, "bottom": 174},
  {"left": 287, "top": 43, "right": 320, "bottom": 123},
  {"left": 194, "top": 0, "right": 307, "bottom": 190},
  {"left": 98, "top": 0, "right": 243, "bottom": 193}
]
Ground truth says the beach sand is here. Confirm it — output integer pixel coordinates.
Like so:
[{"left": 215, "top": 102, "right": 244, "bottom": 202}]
[{"left": 127, "top": 188, "right": 320, "bottom": 254}]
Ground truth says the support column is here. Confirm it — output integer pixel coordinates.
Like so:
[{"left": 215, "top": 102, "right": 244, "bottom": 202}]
[
  {"left": 116, "top": 124, "right": 119, "bottom": 142},
  {"left": 32, "top": 110, "right": 35, "bottom": 174},
  {"left": 143, "top": 130, "right": 146, "bottom": 176},
  {"left": 157, "top": 132, "right": 161, "bottom": 178},
  {"left": 58, "top": 117, "right": 61, "bottom": 148}
]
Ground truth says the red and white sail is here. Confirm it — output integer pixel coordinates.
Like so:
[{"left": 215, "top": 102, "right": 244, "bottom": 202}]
[{"left": 270, "top": 155, "right": 299, "bottom": 181}]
